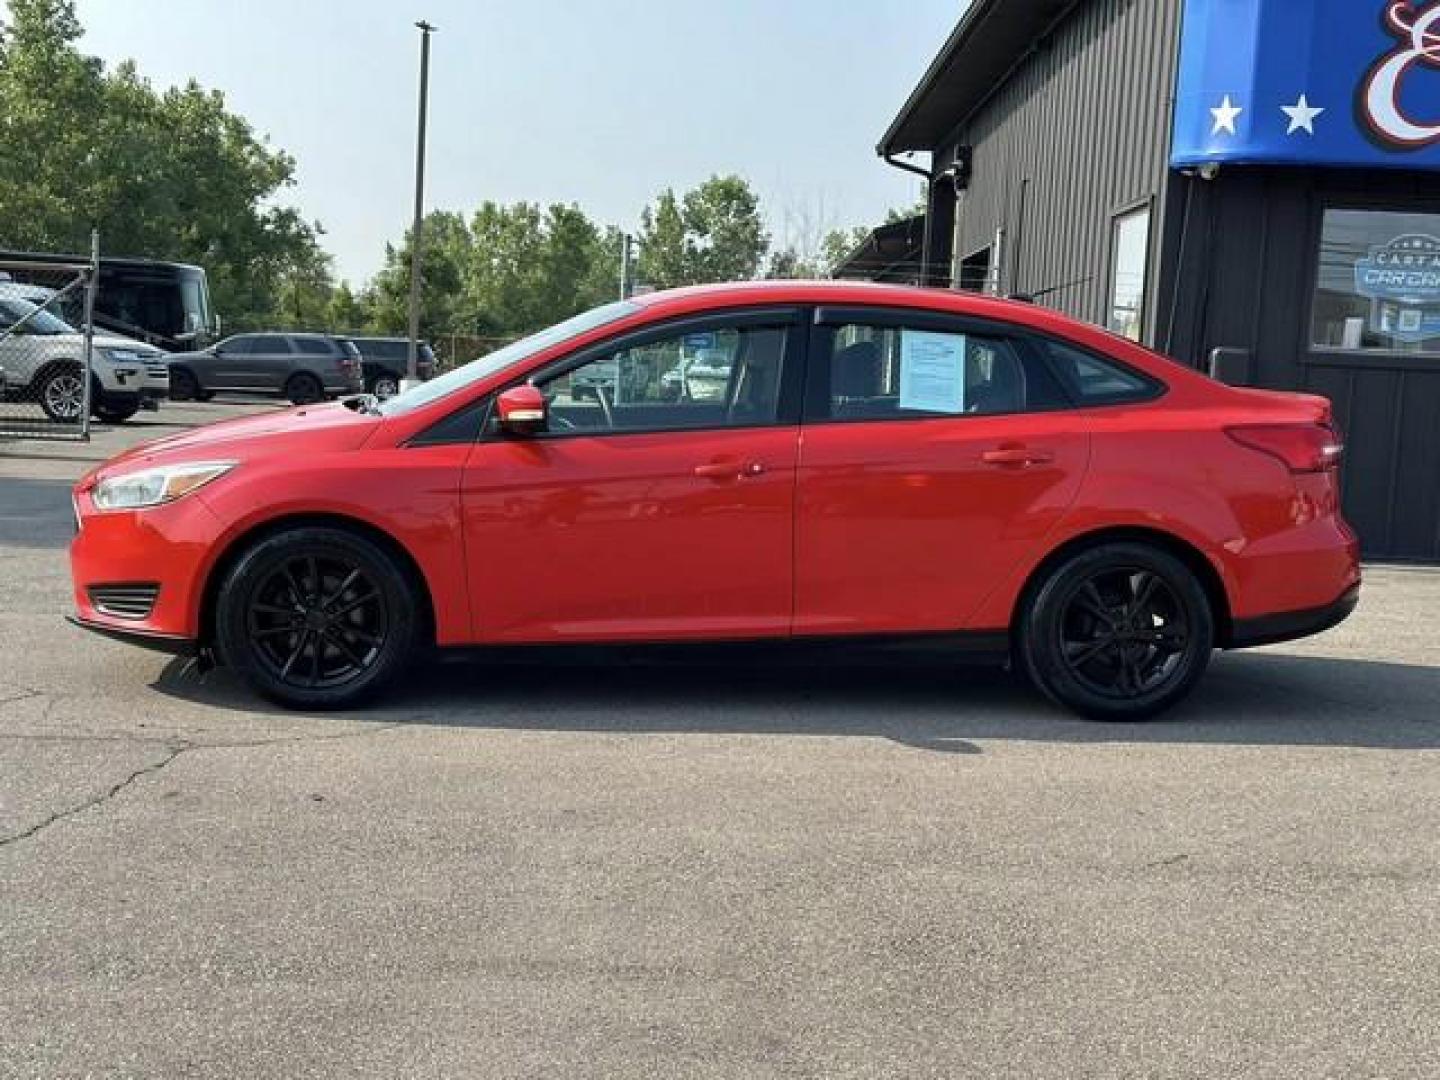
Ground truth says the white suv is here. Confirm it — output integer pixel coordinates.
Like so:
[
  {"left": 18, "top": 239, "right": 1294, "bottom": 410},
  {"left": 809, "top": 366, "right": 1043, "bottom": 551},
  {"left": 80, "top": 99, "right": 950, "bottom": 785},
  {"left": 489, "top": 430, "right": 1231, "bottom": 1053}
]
[{"left": 0, "top": 293, "right": 169, "bottom": 423}]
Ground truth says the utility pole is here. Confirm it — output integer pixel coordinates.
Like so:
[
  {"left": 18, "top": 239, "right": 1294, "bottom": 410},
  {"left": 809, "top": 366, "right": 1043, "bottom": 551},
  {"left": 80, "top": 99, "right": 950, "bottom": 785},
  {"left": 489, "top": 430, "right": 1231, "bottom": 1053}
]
[
  {"left": 618, "top": 233, "right": 634, "bottom": 300},
  {"left": 405, "top": 20, "right": 436, "bottom": 386}
]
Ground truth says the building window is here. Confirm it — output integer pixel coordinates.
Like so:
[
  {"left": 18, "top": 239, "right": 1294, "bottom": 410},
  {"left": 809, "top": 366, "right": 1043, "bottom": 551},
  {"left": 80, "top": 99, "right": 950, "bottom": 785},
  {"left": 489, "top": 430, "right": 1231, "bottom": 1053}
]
[
  {"left": 957, "top": 247, "right": 992, "bottom": 293},
  {"left": 1312, "top": 209, "right": 1440, "bottom": 355},
  {"left": 1108, "top": 206, "right": 1150, "bottom": 342}
]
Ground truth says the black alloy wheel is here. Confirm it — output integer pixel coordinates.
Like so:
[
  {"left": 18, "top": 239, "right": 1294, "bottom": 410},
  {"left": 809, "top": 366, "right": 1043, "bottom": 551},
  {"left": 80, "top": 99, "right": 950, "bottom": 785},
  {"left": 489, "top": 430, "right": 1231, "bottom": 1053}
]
[
  {"left": 1019, "top": 542, "right": 1214, "bottom": 721},
  {"left": 215, "top": 527, "right": 419, "bottom": 708},
  {"left": 169, "top": 367, "right": 200, "bottom": 401}
]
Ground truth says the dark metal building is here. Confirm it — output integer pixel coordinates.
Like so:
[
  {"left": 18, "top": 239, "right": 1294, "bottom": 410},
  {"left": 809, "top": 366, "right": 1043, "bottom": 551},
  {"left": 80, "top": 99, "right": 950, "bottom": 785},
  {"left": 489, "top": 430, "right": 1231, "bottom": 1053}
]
[{"left": 863, "top": 0, "right": 1440, "bottom": 561}]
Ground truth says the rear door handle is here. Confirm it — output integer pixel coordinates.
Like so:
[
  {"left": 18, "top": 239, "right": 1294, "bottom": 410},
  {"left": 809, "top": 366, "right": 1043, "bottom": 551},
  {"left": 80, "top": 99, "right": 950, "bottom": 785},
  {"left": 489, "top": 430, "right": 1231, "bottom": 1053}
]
[
  {"left": 694, "top": 461, "right": 765, "bottom": 480},
  {"left": 981, "top": 446, "right": 1054, "bottom": 467}
]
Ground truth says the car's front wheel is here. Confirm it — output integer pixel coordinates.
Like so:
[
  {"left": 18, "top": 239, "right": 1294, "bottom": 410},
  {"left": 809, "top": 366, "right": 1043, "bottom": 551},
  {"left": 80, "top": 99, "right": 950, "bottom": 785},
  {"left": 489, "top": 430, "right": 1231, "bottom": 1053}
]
[
  {"left": 1018, "top": 542, "right": 1214, "bottom": 721},
  {"left": 369, "top": 373, "right": 400, "bottom": 399},
  {"left": 214, "top": 526, "right": 420, "bottom": 709},
  {"left": 36, "top": 364, "right": 86, "bottom": 422}
]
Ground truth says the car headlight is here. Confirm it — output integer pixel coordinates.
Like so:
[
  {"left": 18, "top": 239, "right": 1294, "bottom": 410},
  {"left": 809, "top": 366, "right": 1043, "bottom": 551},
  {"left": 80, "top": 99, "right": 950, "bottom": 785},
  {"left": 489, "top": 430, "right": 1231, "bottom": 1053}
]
[
  {"left": 105, "top": 348, "right": 142, "bottom": 363},
  {"left": 92, "top": 461, "right": 236, "bottom": 511}
]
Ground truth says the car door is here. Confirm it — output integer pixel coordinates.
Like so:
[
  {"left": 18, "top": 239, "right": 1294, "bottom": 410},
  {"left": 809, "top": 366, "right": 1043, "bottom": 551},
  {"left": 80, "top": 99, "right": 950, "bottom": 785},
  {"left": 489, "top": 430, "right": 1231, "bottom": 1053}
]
[
  {"left": 461, "top": 308, "right": 804, "bottom": 644},
  {"left": 794, "top": 307, "right": 1092, "bottom": 637},
  {"left": 204, "top": 334, "right": 254, "bottom": 388},
  {"left": 244, "top": 334, "right": 296, "bottom": 391}
]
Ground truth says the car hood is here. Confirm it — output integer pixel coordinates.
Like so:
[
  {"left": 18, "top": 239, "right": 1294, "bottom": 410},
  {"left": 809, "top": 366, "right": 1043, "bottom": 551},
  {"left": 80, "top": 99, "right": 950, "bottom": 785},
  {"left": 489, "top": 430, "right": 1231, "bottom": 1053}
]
[{"left": 81, "top": 402, "right": 378, "bottom": 485}]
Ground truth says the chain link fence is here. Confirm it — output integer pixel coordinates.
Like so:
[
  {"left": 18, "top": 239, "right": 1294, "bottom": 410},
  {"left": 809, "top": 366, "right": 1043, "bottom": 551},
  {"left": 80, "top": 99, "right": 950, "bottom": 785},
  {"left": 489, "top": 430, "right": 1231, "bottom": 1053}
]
[{"left": 0, "top": 253, "right": 98, "bottom": 440}]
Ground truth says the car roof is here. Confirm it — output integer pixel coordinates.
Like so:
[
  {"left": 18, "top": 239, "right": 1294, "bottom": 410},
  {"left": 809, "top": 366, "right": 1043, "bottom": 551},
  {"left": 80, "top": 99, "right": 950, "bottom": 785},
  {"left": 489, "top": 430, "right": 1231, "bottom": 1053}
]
[{"left": 624, "top": 280, "right": 1212, "bottom": 393}]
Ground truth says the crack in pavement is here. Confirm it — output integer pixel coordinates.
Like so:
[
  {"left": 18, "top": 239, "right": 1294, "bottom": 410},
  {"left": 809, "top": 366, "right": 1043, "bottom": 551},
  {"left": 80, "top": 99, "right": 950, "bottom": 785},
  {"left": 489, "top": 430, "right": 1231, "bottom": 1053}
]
[
  {"left": 0, "top": 743, "right": 189, "bottom": 849},
  {"left": 0, "top": 724, "right": 401, "bottom": 849}
]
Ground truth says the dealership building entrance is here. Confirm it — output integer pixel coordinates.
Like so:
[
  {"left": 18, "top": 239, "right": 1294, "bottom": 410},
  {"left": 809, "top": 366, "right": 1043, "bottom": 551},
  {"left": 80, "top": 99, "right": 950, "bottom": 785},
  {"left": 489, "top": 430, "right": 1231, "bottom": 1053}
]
[{"left": 854, "top": 0, "right": 1440, "bottom": 560}]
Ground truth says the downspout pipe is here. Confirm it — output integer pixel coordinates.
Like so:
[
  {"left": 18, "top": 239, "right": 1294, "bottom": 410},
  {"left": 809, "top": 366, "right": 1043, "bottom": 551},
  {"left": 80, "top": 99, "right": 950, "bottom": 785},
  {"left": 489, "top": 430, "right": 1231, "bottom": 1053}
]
[{"left": 882, "top": 153, "right": 938, "bottom": 285}]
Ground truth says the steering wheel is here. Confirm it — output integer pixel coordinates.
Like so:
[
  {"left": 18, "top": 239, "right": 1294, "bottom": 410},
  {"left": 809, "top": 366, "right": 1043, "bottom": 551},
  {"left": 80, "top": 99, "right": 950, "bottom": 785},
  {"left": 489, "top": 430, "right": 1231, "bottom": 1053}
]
[{"left": 595, "top": 384, "right": 616, "bottom": 429}]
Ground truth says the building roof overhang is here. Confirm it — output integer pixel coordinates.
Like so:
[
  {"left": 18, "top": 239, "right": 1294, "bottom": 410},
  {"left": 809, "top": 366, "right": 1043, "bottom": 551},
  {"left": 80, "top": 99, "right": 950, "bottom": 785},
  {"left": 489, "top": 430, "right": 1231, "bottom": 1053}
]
[{"left": 879, "top": 0, "right": 1078, "bottom": 156}]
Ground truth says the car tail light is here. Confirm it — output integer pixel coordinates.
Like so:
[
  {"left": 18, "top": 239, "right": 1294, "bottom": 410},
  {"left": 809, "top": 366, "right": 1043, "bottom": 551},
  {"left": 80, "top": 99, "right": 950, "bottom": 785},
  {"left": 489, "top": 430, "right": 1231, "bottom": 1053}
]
[{"left": 1225, "top": 423, "right": 1343, "bottom": 474}]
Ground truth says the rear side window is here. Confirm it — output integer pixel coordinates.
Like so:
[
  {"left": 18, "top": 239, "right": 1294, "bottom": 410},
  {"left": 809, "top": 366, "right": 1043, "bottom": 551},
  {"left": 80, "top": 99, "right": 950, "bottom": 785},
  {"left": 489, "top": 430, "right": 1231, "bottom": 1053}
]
[
  {"left": 810, "top": 323, "right": 1068, "bottom": 422},
  {"left": 292, "top": 337, "right": 335, "bottom": 356},
  {"left": 251, "top": 334, "right": 293, "bottom": 354},
  {"left": 1042, "top": 340, "right": 1162, "bottom": 405},
  {"left": 359, "top": 340, "right": 405, "bottom": 359}
]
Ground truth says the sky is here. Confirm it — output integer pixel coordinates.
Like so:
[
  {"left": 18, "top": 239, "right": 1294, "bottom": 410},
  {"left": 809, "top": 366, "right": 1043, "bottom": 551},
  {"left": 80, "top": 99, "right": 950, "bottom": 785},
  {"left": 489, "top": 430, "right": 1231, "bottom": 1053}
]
[{"left": 74, "top": 0, "right": 963, "bottom": 285}]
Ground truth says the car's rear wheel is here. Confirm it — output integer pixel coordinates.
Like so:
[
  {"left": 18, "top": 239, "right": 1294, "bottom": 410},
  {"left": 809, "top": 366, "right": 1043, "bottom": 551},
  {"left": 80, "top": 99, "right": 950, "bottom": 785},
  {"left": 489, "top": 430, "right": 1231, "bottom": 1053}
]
[
  {"left": 214, "top": 527, "right": 419, "bottom": 709},
  {"left": 286, "top": 372, "right": 323, "bottom": 405},
  {"left": 370, "top": 373, "right": 400, "bottom": 399},
  {"left": 1018, "top": 542, "right": 1214, "bottom": 721}
]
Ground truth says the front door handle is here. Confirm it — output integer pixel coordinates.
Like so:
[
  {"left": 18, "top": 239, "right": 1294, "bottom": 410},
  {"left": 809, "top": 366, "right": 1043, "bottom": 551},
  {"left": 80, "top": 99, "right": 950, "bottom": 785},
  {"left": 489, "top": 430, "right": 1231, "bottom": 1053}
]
[
  {"left": 694, "top": 461, "right": 765, "bottom": 481},
  {"left": 981, "top": 446, "right": 1055, "bottom": 467}
]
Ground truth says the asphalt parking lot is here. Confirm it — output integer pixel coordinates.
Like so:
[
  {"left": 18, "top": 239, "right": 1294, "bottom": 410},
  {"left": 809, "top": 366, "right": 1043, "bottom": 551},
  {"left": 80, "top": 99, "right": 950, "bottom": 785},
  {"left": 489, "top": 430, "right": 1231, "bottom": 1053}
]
[{"left": 2, "top": 400, "right": 1439, "bottom": 1078}]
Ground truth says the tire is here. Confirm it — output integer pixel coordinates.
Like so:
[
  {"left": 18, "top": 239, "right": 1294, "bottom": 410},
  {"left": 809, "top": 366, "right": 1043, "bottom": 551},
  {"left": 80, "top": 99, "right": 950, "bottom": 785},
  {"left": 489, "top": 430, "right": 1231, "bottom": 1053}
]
[
  {"left": 369, "top": 373, "right": 400, "bottom": 400},
  {"left": 95, "top": 401, "right": 140, "bottom": 424},
  {"left": 1017, "top": 542, "right": 1214, "bottom": 721},
  {"left": 169, "top": 367, "right": 200, "bottom": 401},
  {"left": 36, "top": 364, "right": 86, "bottom": 422},
  {"left": 285, "top": 372, "right": 324, "bottom": 406},
  {"left": 214, "top": 526, "right": 420, "bottom": 709}
]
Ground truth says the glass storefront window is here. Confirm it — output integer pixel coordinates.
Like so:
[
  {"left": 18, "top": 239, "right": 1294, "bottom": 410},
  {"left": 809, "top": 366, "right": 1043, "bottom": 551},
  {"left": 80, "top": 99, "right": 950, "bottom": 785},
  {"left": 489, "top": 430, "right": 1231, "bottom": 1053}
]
[
  {"left": 1312, "top": 209, "right": 1440, "bottom": 355},
  {"left": 1108, "top": 206, "right": 1150, "bottom": 342}
]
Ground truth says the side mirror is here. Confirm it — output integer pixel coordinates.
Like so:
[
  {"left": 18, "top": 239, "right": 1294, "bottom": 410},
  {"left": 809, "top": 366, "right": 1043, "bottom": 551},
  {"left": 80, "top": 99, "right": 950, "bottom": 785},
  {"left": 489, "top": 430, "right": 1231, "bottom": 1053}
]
[{"left": 495, "top": 384, "right": 547, "bottom": 434}]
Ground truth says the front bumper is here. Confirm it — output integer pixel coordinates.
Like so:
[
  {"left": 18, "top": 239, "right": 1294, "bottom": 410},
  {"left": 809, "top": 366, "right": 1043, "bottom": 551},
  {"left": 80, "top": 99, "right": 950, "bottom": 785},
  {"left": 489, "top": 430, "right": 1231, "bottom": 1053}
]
[
  {"left": 66, "top": 615, "right": 196, "bottom": 656},
  {"left": 69, "top": 486, "right": 223, "bottom": 641}
]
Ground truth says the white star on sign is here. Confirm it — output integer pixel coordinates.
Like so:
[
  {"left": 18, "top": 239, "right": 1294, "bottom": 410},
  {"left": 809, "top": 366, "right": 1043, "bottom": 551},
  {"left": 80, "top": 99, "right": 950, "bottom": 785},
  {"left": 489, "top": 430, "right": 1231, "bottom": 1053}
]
[
  {"left": 1211, "top": 95, "right": 1243, "bottom": 136},
  {"left": 1281, "top": 94, "right": 1325, "bottom": 135}
]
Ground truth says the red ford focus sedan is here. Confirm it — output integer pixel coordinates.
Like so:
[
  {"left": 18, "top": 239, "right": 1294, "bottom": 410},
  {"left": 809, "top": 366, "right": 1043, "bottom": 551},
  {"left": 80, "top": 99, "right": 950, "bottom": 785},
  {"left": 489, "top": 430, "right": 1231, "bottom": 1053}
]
[{"left": 68, "top": 282, "right": 1359, "bottom": 720}]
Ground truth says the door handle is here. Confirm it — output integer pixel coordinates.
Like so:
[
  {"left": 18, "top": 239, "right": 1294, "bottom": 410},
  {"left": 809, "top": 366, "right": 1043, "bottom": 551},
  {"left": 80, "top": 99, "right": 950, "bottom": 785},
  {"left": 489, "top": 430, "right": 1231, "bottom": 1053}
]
[
  {"left": 694, "top": 461, "right": 765, "bottom": 480},
  {"left": 981, "top": 446, "right": 1054, "bottom": 467}
]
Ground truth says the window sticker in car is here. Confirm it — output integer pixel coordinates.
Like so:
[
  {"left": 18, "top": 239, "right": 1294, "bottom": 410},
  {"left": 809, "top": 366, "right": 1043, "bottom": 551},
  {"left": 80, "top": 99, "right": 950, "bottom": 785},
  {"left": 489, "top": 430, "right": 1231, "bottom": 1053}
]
[{"left": 898, "top": 330, "right": 967, "bottom": 414}]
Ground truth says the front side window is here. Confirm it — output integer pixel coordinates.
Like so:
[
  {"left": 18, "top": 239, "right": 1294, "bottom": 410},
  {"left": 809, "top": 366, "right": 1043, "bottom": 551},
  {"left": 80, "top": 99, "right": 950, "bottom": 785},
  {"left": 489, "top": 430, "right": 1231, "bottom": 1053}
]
[
  {"left": 380, "top": 300, "right": 639, "bottom": 417},
  {"left": 813, "top": 323, "right": 1063, "bottom": 421},
  {"left": 1108, "top": 206, "right": 1151, "bottom": 342},
  {"left": 1312, "top": 208, "right": 1440, "bottom": 355},
  {"left": 538, "top": 324, "right": 787, "bottom": 434}
]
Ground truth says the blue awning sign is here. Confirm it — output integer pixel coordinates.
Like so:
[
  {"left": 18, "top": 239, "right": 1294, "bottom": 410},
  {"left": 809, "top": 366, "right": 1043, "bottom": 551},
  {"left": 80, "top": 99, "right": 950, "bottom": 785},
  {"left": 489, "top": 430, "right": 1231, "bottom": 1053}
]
[{"left": 1172, "top": 0, "right": 1440, "bottom": 169}]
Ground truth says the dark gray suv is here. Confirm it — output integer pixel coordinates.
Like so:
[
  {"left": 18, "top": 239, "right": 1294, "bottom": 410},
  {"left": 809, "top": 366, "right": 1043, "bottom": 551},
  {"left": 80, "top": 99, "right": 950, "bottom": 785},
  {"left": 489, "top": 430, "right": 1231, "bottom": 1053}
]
[
  {"left": 168, "top": 333, "right": 364, "bottom": 405},
  {"left": 346, "top": 337, "right": 437, "bottom": 399}
]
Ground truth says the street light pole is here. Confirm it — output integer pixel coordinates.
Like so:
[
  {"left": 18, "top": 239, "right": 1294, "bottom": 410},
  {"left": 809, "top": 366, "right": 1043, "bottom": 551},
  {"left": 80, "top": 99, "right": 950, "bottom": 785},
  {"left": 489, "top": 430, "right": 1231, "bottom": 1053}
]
[
  {"left": 619, "top": 233, "right": 633, "bottom": 300},
  {"left": 405, "top": 20, "right": 436, "bottom": 385}
]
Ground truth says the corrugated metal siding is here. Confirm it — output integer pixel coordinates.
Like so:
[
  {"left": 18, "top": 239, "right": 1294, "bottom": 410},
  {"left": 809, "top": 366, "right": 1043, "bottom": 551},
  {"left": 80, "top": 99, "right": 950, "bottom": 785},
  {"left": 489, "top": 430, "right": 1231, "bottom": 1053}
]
[
  {"left": 940, "top": 0, "right": 1183, "bottom": 335},
  {"left": 1164, "top": 167, "right": 1440, "bottom": 561}
]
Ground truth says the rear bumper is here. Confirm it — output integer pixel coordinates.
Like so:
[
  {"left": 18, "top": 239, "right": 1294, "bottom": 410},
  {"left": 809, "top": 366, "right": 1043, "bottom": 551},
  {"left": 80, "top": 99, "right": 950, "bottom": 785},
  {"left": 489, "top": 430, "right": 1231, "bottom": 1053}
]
[{"left": 1227, "top": 583, "right": 1360, "bottom": 649}]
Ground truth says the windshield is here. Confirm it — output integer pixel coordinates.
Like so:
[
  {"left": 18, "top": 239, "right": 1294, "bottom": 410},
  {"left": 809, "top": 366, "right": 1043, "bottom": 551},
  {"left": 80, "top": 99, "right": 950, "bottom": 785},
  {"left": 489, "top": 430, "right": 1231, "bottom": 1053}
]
[
  {"left": 378, "top": 300, "right": 642, "bottom": 417},
  {"left": 0, "top": 297, "right": 75, "bottom": 336}
]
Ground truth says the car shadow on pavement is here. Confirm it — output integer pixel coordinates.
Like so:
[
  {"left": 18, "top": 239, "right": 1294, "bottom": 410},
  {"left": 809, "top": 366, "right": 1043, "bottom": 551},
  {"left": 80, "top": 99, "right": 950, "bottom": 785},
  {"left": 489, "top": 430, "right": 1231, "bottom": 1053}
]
[{"left": 151, "top": 646, "right": 1440, "bottom": 753}]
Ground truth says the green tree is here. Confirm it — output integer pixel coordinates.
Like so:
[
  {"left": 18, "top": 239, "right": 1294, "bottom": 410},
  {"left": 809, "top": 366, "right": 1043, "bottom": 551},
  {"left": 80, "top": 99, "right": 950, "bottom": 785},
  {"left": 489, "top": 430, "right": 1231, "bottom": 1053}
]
[
  {"left": 327, "top": 281, "right": 369, "bottom": 332},
  {"left": 637, "top": 175, "right": 769, "bottom": 289},
  {"left": 0, "top": 0, "right": 325, "bottom": 325}
]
